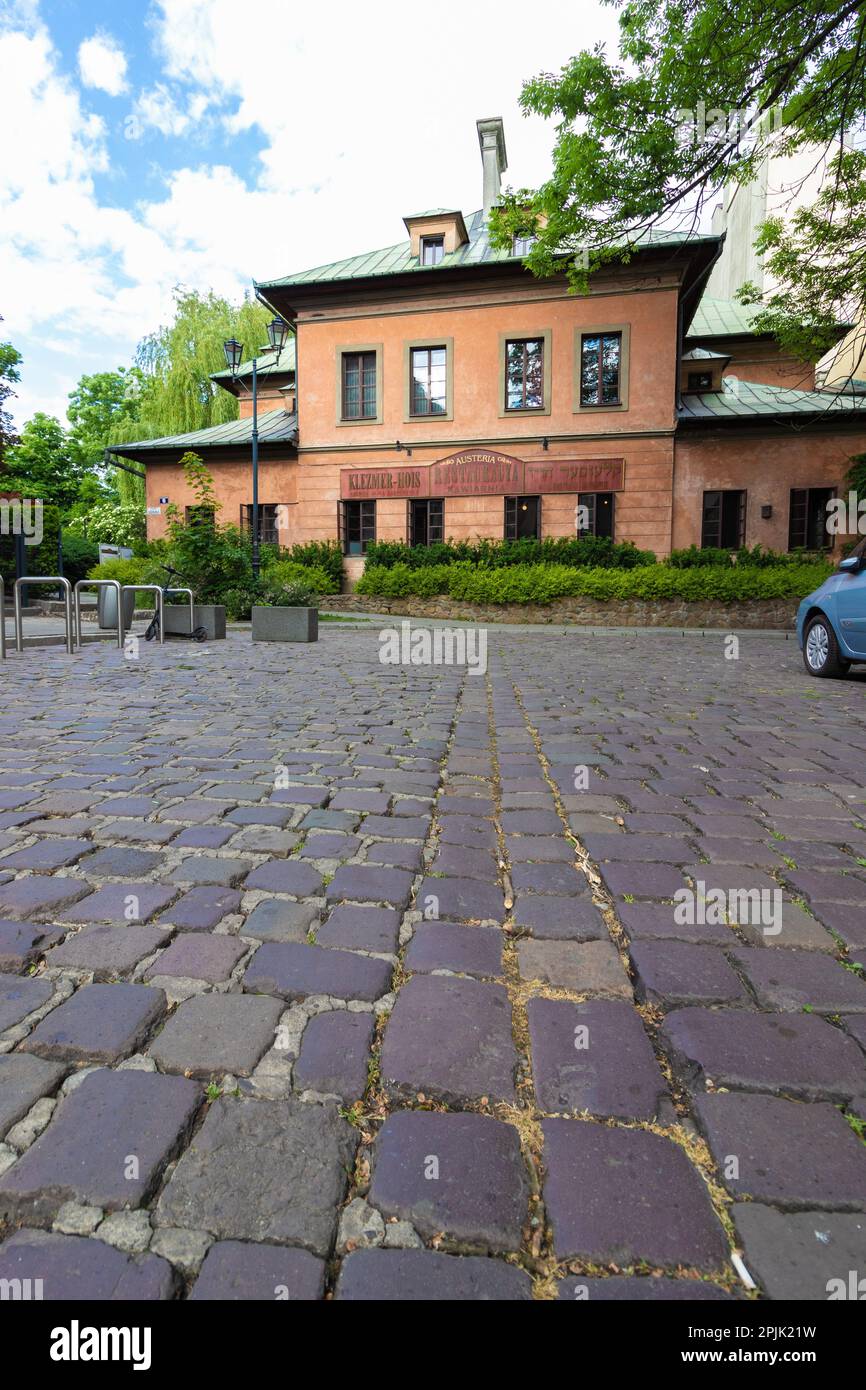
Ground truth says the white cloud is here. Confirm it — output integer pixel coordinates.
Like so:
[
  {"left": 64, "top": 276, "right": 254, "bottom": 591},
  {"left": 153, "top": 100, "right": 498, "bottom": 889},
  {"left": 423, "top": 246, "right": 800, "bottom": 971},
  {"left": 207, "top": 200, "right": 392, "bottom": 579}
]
[
  {"left": 132, "top": 82, "right": 206, "bottom": 137},
  {"left": 147, "top": 0, "right": 615, "bottom": 273},
  {"left": 1, "top": 0, "right": 622, "bottom": 428},
  {"left": 78, "top": 31, "right": 128, "bottom": 96}
]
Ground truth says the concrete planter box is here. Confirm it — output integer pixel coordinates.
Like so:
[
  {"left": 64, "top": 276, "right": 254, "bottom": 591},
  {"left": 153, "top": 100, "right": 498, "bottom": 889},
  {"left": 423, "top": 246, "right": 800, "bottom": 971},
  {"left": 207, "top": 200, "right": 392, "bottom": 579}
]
[
  {"left": 164, "top": 604, "right": 226, "bottom": 640},
  {"left": 251, "top": 606, "right": 318, "bottom": 643}
]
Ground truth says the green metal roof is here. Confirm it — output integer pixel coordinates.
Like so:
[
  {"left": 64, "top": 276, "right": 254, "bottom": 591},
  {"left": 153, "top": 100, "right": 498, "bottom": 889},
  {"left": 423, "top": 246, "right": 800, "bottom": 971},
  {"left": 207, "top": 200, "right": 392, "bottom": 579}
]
[
  {"left": 405, "top": 208, "right": 461, "bottom": 219},
  {"left": 689, "top": 294, "right": 853, "bottom": 342},
  {"left": 106, "top": 407, "right": 297, "bottom": 459},
  {"left": 257, "top": 211, "right": 719, "bottom": 292},
  {"left": 210, "top": 339, "right": 296, "bottom": 384},
  {"left": 682, "top": 346, "right": 727, "bottom": 360},
  {"left": 678, "top": 377, "right": 866, "bottom": 422},
  {"left": 687, "top": 296, "right": 764, "bottom": 339}
]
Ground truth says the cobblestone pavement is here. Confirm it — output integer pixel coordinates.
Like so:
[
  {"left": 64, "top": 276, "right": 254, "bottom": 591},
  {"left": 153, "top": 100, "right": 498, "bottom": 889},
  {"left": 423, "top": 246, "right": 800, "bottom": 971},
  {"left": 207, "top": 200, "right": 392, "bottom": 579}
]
[{"left": 0, "top": 628, "right": 864, "bottom": 1302}]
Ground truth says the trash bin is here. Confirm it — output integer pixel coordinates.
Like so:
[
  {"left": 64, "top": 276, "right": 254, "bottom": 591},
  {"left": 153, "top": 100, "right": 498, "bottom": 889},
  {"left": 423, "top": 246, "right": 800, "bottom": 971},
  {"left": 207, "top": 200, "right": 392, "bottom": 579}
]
[{"left": 98, "top": 585, "right": 136, "bottom": 631}]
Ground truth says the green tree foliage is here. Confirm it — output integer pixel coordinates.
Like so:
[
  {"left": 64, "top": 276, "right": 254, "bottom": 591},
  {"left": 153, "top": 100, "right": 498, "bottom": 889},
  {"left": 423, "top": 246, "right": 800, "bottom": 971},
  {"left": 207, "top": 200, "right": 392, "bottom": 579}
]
[
  {"left": 67, "top": 369, "right": 144, "bottom": 507},
  {"left": 490, "top": 0, "right": 866, "bottom": 351},
  {"left": 847, "top": 451, "right": 866, "bottom": 504},
  {"left": 3, "top": 412, "right": 86, "bottom": 509},
  {"left": 742, "top": 148, "right": 866, "bottom": 360},
  {"left": 67, "top": 369, "right": 140, "bottom": 468},
  {"left": 163, "top": 452, "right": 254, "bottom": 600},
  {"left": 65, "top": 500, "right": 148, "bottom": 549},
  {"left": 0, "top": 325, "right": 22, "bottom": 469},
  {"left": 67, "top": 289, "right": 273, "bottom": 510},
  {"left": 111, "top": 288, "right": 272, "bottom": 441},
  {"left": 114, "top": 463, "right": 146, "bottom": 507}
]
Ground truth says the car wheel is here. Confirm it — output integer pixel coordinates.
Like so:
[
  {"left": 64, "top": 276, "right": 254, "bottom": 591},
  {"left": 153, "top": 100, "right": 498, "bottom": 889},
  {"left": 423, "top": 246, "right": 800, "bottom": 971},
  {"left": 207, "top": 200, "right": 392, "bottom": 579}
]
[{"left": 803, "top": 615, "right": 850, "bottom": 678}]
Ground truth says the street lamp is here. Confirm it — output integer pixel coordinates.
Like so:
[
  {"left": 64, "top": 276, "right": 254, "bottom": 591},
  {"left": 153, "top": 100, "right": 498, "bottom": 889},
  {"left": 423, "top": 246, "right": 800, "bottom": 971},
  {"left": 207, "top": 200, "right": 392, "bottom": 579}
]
[
  {"left": 223, "top": 338, "right": 243, "bottom": 375},
  {"left": 266, "top": 316, "right": 289, "bottom": 354},
  {"left": 223, "top": 318, "right": 289, "bottom": 581}
]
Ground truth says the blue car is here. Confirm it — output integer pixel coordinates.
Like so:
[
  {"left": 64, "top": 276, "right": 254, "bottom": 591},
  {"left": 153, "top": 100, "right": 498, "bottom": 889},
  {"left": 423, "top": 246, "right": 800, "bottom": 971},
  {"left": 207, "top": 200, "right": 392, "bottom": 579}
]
[{"left": 797, "top": 537, "right": 866, "bottom": 677}]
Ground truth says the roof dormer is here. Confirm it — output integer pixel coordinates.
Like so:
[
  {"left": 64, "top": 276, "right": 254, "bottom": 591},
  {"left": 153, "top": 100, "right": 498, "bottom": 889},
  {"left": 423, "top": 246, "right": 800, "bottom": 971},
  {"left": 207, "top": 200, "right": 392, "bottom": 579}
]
[
  {"left": 680, "top": 346, "right": 731, "bottom": 394},
  {"left": 403, "top": 209, "right": 469, "bottom": 263}
]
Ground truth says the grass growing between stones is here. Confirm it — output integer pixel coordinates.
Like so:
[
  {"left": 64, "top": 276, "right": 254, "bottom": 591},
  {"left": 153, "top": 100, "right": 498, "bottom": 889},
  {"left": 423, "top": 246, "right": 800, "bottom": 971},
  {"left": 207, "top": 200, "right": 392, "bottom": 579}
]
[
  {"left": 505, "top": 675, "right": 747, "bottom": 1297},
  {"left": 325, "top": 674, "right": 469, "bottom": 1282}
]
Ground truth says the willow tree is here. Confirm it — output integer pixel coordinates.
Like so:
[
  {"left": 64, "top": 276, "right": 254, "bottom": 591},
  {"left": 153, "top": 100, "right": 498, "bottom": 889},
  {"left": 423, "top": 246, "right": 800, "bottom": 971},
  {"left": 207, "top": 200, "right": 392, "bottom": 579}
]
[{"left": 110, "top": 288, "right": 272, "bottom": 443}]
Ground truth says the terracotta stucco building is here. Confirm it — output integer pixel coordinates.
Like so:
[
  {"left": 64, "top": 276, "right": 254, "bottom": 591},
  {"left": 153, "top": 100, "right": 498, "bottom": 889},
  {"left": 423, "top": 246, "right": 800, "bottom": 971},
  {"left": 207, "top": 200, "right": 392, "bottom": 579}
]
[{"left": 109, "top": 119, "right": 866, "bottom": 572}]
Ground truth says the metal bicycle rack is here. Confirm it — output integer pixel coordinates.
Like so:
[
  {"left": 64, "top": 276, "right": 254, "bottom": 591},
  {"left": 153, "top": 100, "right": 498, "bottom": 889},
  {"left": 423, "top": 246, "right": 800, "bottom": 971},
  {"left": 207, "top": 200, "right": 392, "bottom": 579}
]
[
  {"left": 73, "top": 579, "right": 124, "bottom": 650},
  {"left": 14, "top": 576, "right": 75, "bottom": 655},
  {"left": 122, "top": 584, "right": 164, "bottom": 644},
  {"left": 0, "top": 575, "right": 6, "bottom": 660},
  {"left": 165, "top": 587, "right": 195, "bottom": 636}
]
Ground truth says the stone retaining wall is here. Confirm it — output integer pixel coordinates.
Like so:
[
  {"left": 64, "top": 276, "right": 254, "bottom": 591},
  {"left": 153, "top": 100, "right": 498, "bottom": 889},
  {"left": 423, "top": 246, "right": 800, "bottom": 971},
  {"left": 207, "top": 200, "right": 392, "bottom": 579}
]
[
  {"left": 39, "top": 594, "right": 800, "bottom": 628},
  {"left": 322, "top": 592, "right": 798, "bottom": 629}
]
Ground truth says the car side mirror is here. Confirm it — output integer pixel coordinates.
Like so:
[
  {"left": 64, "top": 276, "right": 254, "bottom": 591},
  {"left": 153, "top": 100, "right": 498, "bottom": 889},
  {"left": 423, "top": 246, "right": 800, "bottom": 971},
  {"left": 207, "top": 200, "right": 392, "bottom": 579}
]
[{"left": 839, "top": 555, "right": 863, "bottom": 573}]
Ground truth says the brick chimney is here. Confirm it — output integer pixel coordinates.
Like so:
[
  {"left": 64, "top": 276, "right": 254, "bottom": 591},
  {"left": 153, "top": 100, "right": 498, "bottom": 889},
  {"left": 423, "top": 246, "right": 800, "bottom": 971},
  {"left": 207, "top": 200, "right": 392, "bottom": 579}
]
[{"left": 477, "top": 117, "right": 508, "bottom": 220}]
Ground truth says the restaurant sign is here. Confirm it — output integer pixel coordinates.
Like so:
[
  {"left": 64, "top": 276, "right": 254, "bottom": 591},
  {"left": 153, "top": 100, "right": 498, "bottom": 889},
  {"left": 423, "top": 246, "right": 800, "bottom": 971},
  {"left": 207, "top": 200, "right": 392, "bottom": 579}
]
[
  {"left": 340, "top": 450, "right": 624, "bottom": 500},
  {"left": 340, "top": 467, "right": 428, "bottom": 500},
  {"left": 524, "top": 458, "right": 624, "bottom": 493},
  {"left": 430, "top": 449, "right": 523, "bottom": 496}
]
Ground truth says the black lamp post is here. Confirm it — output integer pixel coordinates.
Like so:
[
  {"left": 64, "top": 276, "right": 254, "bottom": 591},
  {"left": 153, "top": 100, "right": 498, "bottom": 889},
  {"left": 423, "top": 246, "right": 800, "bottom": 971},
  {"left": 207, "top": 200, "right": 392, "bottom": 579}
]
[{"left": 223, "top": 317, "right": 289, "bottom": 580}]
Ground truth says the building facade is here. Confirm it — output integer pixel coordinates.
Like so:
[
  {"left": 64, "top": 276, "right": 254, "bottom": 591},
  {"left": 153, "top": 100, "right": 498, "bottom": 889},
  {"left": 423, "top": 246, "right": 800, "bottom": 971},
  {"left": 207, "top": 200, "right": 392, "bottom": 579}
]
[{"left": 109, "top": 119, "right": 866, "bottom": 571}]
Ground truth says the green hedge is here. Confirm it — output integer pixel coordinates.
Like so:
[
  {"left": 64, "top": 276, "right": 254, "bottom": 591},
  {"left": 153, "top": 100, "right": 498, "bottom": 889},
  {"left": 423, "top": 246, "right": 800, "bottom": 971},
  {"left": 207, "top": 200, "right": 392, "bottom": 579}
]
[
  {"left": 364, "top": 536, "right": 656, "bottom": 570},
  {"left": 357, "top": 564, "right": 455, "bottom": 598},
  {"left": 668, "top": 544, "right": 828, "bottom": 569},
  {"left": 264, "top": 540, "right": 343, "bottom": 586},
  {"left": 221, "top": 579, "right": 316, "bottom": 621},
  {"left": 263, "top": 559, "right": 339, "bottom": 595},
  {"left": 356, "top": 560, "right": 834, "bottom": 605}
]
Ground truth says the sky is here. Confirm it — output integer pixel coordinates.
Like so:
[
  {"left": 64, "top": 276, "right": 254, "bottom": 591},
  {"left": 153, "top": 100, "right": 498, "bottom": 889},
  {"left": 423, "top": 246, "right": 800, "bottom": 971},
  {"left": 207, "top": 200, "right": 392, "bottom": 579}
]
[{"left": 0, "top": 0, "right": 620, "bottom": 428}]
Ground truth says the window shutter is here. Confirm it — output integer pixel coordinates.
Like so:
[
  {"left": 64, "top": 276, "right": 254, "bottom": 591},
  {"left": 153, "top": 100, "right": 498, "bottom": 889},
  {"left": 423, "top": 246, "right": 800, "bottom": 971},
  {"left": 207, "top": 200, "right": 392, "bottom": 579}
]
[
  {"left": 788, "top": 489, "right": 807, "bottom": 550},
  {"left": 701, "top": 491, "right": 721, "bottom": 548}
]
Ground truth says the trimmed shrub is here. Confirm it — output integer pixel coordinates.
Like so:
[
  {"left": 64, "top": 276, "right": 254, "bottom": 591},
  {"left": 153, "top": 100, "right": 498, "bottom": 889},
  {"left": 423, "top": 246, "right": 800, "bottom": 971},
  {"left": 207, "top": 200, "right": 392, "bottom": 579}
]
[
  {"left": 357, "top": 560, "right": 833, "bottom": 605},
  {"left": 264, "top": 559, "right": 339, "bottom": 595},
  {"left": 667, "top": 545, "right": 732, "bottom": 568},
  {"left": 669, "top": 543, "right": 826, "bottom": 568},
  {"left": 86, "top": 555, "right": 163, "bottom": 605},
  {"left": 356, "top": 564, "right": 454, "bottom": 598},
  {"left": 363, "top": 536, "right": 656, "bottom": 571},
  {"left": 262, "top": 540, "right": 343, "bottom": 586},
  {"left": 222, "top": 579, "right": 316, "bottom": 621},
  {"left": 86, "top": 557, "right": 161, "bottom": 586}
]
